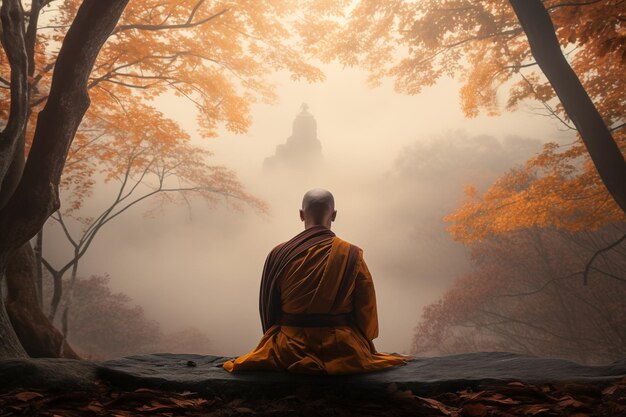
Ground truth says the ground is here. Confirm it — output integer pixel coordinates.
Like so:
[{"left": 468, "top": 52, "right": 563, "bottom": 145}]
[{"left": 0, "top": 352, "right": 624, "bottom": 416}]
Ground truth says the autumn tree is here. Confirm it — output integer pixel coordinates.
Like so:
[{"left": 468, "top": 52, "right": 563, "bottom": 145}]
[
  {"left": 42, "top": 98, "right": 264, "bottom": 353},
  {"left": 41, "top": 273, "right": 213, "bottom": 359},
  {"left": 305, "top": 0, "right": 625, "bottom": 212},
  {"left": 313, "top": 0, "right": 626, "bottom": 363},
  {"left": 445, "top": 141, "right": 625, "bottom": 245},
  {"left": 42, "top": 274, "right": 162, "bottom": 359},
  {"left": 416, "top": 118, "right": 625, "bottom": 365},
  {"left": 0, "top": 0, "right": 331, "bottom": 359},
  {"left": 0, "top": 0, "right": 130, "bottom": 359},
  {"left": 412, "top": 226, "right": 626, "bottom": 364}
]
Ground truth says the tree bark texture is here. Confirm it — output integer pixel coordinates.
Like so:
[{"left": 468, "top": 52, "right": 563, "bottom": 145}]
[
  {"left": 0, "top": 0, "right": 28, "bottom": 189},
  {"left": 509, "top": 0, "right": 626, "bottom": 213},
  {"left": 5, "top": 243, "right": 79, "bottom": 358}
]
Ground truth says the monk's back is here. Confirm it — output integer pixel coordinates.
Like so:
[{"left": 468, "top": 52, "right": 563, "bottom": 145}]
[
  {"left": 223, "top": 232, "right": 410, "bottom": 374},
  {"left": 279, "top": 236, "right": 354, "bottom": 316}
]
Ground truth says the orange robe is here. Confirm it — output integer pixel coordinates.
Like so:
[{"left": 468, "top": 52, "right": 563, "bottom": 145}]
[{"left": 223, "top": 235, "right": 410, "bottom": 375}]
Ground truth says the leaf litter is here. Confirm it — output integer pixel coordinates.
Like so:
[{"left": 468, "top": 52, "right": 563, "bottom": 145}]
[{"left": 0, "top": 378, "right": 623, "bottom": 416}]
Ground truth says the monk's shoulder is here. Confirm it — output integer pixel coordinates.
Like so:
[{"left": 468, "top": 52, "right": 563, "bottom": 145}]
[
  {"left": 267, "top": 241, "right": 286, "bottom": 257},
  {"left": 272, "top": 241, "right": 287, "bottom": 252},
  {"left": 332, "top": 236, "right": 363, "bottom": 255}
]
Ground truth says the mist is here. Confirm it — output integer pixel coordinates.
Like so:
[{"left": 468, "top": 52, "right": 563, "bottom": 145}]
[{"left": 41, "top": 63, "right": 568, "bottom": 357}]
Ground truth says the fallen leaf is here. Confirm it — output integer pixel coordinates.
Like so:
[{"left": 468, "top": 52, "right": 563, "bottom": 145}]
[
  {"left": 602, "top": 385, "right": 618, "bottom": 395},
  {"left": 392, "top": 389, "right": 415, "bottom": 401},
  {"left": 462, "top": 402, "right": 487, "bottom": 416},
  {"left": 137, "top": 402, "right": 173, "bottom": 412},
  {"left": 228, "top": 398, "right": 245, "bottom": 407},
  {"left": 80, "top": 402, "right": 104, "bottom": 412},
  {"left": 557, "top": 395, "right": 584, "bottom": 408},
  {"left": 522, "top": 404, "right": 552, "bottom": 415},
  {"left": 170, "top": 397, "right": 201, "bottom": 408},
  {"left": 458, "top": 390, "right": 483, "bottom": 401},
  {"left": 15, "top": 391, "right": 43, "bottom": 402},
  {"left": 234, "top": 406, "right": 256, "bottom": 414},
  {"left": 133, "top": 388, "right": 164, "bottom": 394},
  {"left": 479, "top": 393, "right": 520, "bottom": 405},
  {"left": 416, "top": 396, "right": 459, "bottom": 416}
]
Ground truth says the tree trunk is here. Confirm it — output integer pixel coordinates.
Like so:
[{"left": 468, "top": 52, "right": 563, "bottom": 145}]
[
  {"left": 509, "top": 0, "right": 626, "bottom": 213},
  {"left": 0, "top": 259, "right": 26, "bottom": 358},
  {"left": 0, "top": 0, "right": 28, "bottom": 358},
  {"left": 0, "top": 0, "right": 129, "bottom": 359},
  {"left": 60, "top": 253, "right": 80, "bottom": 356},
  {"left": 34, "top": 229, "right": 43, "bottom": 308},
  {"left": 5, "top": 242, "right": 79, "bottom": 358},
  {"left": 48, "top": 269, "right": 63, "bottom": 322}
]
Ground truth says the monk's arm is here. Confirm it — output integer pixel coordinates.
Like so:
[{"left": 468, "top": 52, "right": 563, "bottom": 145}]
[{"left": 352, "top": 251, "right": 380, "bottom": 341}]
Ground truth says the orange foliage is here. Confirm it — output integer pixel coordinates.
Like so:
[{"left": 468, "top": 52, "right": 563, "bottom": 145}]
[
  {"left": 445, "top": 133, "right": 625, "bottom": 243},
  {"left": 1, "top": 1, "right": 329, "bottom": 213},
  {"left": 301, "top": 0, "right": 626, "bottom": 238},
  {"left": 309, "top": 0, "right": 625, "bottom": 128}
]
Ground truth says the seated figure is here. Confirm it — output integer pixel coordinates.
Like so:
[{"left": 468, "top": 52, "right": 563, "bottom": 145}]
[{"left": 222, "top": 189, "right": 411, "bottom": 374}]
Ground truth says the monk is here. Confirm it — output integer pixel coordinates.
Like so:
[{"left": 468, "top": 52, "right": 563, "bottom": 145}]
[{"left": 222, "top": 189, "right": 411, "bottom": 374}]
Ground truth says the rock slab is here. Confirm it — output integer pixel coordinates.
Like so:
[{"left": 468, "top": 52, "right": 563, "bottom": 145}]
[{"left": 1, "top": 352, "right": 624, "bottom": 396}]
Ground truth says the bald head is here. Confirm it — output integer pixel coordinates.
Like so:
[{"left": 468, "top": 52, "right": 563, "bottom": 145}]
[{"left": 300, "top": 188, "right": 337, "bottom": 229}]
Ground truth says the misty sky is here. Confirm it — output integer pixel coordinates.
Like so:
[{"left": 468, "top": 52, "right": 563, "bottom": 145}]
[{"left": 43, "top": 62, "right": 573, "bottom": 356}]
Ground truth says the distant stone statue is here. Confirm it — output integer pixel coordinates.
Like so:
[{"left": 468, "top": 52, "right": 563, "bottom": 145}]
[{"left": 263, "top": 104, "right": 324, "bottom": 173}]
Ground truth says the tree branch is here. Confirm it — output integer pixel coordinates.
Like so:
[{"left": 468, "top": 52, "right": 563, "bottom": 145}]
[
  {"left": 50, "top": 211, "right": 78, "bottom": 248},
  {"left": 546, "top": 0, "right": 603, "bottom": 12},
  {"left": 583, "top": 233, "right": 626, "bottom": 284},
  {"left": 112, "top": 7, "right": 228, "bottom": 34},
  {"left": 0, "top": 0, "right": 29, "bottom": 193},
  {"left": 25, "top": 0, "right": 42, "bottom": 78}
]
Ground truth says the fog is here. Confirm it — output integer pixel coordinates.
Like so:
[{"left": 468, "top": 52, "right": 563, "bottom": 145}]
[{"left": 43, "top": 63, "right": 570, "bottom": 356}]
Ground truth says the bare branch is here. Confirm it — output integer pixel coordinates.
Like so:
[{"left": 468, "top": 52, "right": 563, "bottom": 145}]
[
  {"left": 583, "top": 233, "right": 626, "bottom": 284},
  {"left": 50, "top": 211, "right": 78, "bottom": 248},
  {"left": 41, "top": 256, "right": 58, "bottom": 276},
  {"left": 546, "top": 0, "right": 602, "bottom": 11},
  {"left": 112, "top": 7, "right": 228, "bottom": 34},
  {"left": 589, "top": 266, "right": 626, "bottom": 284},
  {"left": 497, "top": 271, "right": 582, "bottom": 298}
]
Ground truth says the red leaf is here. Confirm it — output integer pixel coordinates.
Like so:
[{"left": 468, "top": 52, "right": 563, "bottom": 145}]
[
  {"left": 462, "top": 403, "right": 487, "bottom": 417},
  {"left": 15, "top": 391, "right": 43, "bottom": 402},
  {"left": 416, "top": 396, "right": 460, "bottom": 416}
]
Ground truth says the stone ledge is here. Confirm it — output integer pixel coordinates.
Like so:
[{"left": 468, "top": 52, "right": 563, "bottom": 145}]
[{"left": 1, "top": 352, "right": 624, "bottom": 396}]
